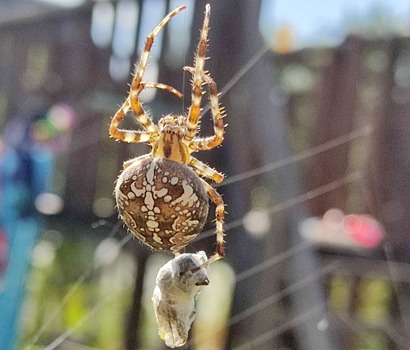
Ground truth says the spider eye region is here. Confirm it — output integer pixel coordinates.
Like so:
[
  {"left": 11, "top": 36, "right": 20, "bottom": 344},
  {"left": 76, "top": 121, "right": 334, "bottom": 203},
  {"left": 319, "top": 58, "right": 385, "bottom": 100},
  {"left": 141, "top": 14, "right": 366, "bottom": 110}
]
[
  {"left": 152, "top": 115, "right": 190, "bottom": 163},
  {"left": 115, "top": 157, "right": 209, "bottom": 252},
  {"left": 158, "top": 114, "right": 186, "bottom": 130}
]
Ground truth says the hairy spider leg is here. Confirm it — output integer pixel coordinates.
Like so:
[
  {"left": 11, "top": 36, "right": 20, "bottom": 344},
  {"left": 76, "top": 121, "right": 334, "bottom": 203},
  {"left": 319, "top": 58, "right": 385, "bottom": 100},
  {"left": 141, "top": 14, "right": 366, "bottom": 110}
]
[
  {"left": 143, "top": 83, "right": 183, "bottom": 99},
  {"left": 109, "top": 82, "right": 183, "bottom": 143},
  {"left": 109, "top": 99, "right": 154, "bottom": 143},
  {"left": 189, "top": 178, "right": 225, "bottom": 272},
  {"left": 130, "top": 5, "right": 186, "bottom": 134},
  {"left": 184, "top": 68, "right": 225, "bottom": 151},
  {"left": 189, "top": 157, "right": 224, "bottom": 183},
  {"left": 185, "top": 4, "right": 211, "bottom": 141},
  {"left": 109, "top": 5, "right": 186, "bottom": 142}
]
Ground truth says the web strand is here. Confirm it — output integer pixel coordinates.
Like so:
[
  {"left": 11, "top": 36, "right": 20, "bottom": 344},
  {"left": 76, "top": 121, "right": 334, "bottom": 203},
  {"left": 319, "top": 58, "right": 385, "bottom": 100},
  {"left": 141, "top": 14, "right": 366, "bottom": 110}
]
[
  {"left": 235, "top": 240, "right": 311, "bottom": 283},
  {"left": 358, "top": 172, "right": 410, "bottom": 342},
  {"left": 216, "top": 126, "right": 372, "bottom": 188},
  {"left": 228, "top": 261, "right": 340, "bottom": 327},
  {"left": 201, "top": 44, "right": 271, "bottom": 117},
  {"left": 29, "top": 169, "right": 363, "bottom": 347},
  {"left": 31, "top": 172, "right": 360, "bottom": 347},
  {"left": 331, "top": 310, "right": 408, "bottom": 348},
  {"left": 233, "top": 304, "right": 326, "bottom": 350},
  {"left": 197, "top": 170, "right": 364, "bottom": 242},
  {"left": 28, "top": 222, "right": 128, "bottom": 345},
  {"left": 42, "top": 294, "right": 115, "bottom": 350},
  {"left": 189, "top": 262, "right": 340, "bottom": 348}
]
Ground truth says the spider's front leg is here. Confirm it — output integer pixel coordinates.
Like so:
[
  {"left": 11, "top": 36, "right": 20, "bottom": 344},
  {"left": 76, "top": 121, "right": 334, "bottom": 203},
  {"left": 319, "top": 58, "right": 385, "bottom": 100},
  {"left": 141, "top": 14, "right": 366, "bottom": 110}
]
[
  {"left": 185, "top": 4, "right": 211, "bottom": 141},
  {"left": 184, "top": 68, "right": 225, "bottom": 151},
  {"left": 109, "top": 99, "right": 155, "bottom": 143},
  {"left": 109, "top": 6, "right": 185, "bottom": 143},
  {"left": 128, "top": 6, "right": 186, "bottom": 134}
]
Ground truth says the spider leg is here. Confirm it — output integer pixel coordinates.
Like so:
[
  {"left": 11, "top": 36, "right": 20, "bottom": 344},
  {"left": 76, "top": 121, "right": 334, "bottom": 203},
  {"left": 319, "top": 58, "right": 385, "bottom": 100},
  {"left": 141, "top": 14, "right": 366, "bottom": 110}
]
[
  {"left": 184, "top": 67, "right": 225, "bottom": 151},
  {"left": 143, "top": 83, "right": 183, "bottom": 99},
  {"left": 109, "top": 99, "right": 153, "bottom": 143},
  {"left": 206, "top": 183, "right": 225, "bottom": 262},
  {"left": 189, "top": 156, "right": 224, "bottom": 183},
  {"left": 185, "top": 4, "right": 211, "bottom": 142},
  {"left": 110, "top": 6, "right": 185, "bottom": 140},
  {"left": 130, "top": 6, "right": 187, "bottom": 133},
  {"left": 186, "top": 178, "right": 225, "bottom": 272}
]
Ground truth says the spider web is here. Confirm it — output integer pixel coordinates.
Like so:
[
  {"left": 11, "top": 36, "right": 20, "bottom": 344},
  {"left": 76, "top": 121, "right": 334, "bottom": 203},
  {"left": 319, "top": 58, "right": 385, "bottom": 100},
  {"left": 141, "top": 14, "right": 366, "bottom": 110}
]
[
  {"left": 28, "top": 56, "right": 404, "bottom": 350},
  {"left": 29, "top": 159, "right": 406, "bottom": 349},
  {"left": 23, "top": 7, "right": 408, "bottom": 350},
  {"left": 27, "top": 127, "right": 403, "bottom": 349}
]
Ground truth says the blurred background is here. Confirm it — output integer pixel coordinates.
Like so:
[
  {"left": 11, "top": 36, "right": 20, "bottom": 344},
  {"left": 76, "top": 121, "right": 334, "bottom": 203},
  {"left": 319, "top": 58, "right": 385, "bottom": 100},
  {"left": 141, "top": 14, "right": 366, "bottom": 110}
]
[{"left": 0, "top": 0, "right": 409, "bottom": 349}]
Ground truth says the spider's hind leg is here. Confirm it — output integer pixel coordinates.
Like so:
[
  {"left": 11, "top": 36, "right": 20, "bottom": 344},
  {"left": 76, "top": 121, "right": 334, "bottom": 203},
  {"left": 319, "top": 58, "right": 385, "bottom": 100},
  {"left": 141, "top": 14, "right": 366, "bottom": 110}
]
[
  {"left": 189, "top": 157, "right": 224, "bottom": 184},
  {"left": 202, "top": 178, "right": 225, "bottom": 262},
  {"left": 182, "top": 178, "right": 225, "bottom": 275}
]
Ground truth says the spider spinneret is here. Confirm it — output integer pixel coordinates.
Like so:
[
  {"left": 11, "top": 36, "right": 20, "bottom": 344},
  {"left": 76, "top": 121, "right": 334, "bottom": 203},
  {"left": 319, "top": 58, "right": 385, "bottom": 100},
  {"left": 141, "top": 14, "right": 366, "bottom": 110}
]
[{"left": 110, "top": 4, "right": 226, "bottom": 266}]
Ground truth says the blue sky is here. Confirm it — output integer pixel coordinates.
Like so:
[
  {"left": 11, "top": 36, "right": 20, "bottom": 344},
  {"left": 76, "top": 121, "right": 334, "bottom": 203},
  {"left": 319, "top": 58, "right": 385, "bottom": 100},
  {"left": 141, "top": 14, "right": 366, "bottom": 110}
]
[{"left": 260, "top": 0, "right": 410, "bottom": 48}]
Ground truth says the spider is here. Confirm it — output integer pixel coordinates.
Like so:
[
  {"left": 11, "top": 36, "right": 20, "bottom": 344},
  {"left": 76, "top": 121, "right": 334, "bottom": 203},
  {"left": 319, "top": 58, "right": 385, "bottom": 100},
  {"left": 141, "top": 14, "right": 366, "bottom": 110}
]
[{"left": 110, "top": 5, "right": 226, "bottom": 268}]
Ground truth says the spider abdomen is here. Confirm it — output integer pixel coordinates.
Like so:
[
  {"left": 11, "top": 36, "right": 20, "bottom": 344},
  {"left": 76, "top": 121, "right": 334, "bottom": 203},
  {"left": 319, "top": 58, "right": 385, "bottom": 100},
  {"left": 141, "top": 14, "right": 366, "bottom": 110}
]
[{"left": 115, "top": 157, "right": 209, "bottom": 252}]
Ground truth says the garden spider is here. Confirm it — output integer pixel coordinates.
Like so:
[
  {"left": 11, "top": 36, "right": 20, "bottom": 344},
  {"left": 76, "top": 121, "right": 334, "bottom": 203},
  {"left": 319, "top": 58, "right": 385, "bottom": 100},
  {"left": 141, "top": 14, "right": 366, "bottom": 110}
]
[{"left": 110, "top": 5, "right": 226, "bottom": 268}]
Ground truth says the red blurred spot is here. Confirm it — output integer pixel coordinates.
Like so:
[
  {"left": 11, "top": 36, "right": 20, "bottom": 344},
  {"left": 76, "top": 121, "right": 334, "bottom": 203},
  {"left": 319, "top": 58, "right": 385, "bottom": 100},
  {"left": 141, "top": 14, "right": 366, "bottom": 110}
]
[{"left": 343, "top": 215, "right": 383, "bottom": 248}]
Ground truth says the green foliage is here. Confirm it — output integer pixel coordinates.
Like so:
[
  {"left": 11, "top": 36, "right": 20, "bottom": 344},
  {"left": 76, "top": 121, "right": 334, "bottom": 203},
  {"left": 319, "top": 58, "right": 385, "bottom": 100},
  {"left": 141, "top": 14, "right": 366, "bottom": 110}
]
[{"left": 19, "top": 233, "right": 136, "bottom": 349}]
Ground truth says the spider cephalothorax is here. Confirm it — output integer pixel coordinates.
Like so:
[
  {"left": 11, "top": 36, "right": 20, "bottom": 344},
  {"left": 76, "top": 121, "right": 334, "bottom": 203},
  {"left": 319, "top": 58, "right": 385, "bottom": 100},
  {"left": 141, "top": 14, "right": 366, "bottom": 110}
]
[
  {"left": 110, "top": 5, "right": 226, "bottom": 266},
  {"left": 152, "top": 115, "right": 190, "bottom": 163}
]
